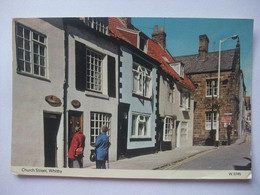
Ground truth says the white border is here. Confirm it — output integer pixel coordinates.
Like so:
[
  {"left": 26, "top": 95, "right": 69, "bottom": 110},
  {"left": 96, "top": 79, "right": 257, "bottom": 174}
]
[{"left": 1, "top": 0, "right": 259, "bottom": 195}]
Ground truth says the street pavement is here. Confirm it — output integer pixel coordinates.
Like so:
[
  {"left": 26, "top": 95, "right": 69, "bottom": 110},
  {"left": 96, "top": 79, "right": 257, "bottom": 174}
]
[{"left": 88, "top": 133, "right": 248, "bottom": 170}]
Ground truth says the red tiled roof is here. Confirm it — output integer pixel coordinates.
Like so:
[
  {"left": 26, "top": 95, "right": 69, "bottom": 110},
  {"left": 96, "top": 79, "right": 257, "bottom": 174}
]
[
  {"left": 109, "top": 18, "right": 138, "bottom": 47},
  {"left": 108, "top": 17, "right": 195, "bottom": 89}
]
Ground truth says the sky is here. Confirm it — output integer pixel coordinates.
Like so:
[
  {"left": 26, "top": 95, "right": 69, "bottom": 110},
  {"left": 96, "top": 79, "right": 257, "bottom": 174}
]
[{"left": 132, "top": 18, "right": 253, "bottom": 96}]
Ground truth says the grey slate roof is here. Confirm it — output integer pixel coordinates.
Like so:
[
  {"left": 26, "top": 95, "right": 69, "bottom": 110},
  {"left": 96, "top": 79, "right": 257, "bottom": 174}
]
[{"left": 174, "top": 49, "right": 237, "bottom": 74}]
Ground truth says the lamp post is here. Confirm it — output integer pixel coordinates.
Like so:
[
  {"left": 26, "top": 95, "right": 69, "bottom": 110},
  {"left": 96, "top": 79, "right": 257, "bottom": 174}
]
[{"left": 216, "top": 35, "right": 238, "bottom": 146}]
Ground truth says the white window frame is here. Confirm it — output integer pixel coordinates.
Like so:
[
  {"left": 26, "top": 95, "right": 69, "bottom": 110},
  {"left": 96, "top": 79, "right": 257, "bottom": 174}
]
[
  {"left": 131, "top": 113, "right": 151, "bottom": 138},
  {"left": 16, "top": 23, "right": 47, "bottom": 78},
  {"left": 163, "top": 116, "right": 174, "bottom": 142},
  {"left": 206, "top": 79, "right": 218, "bottom": 97},
  {"left": 170, "top": 62, "right": 184, "bottom": 78},
  {"left": 205, "top": 112, "right": 217, "bottom": 130},
  {"left": 86, "top": 48, "right": 104, "bottom": 93},
  {"left": 132, "top": 62, "right": 152, "bottom": 98},
  {"left": 180, "top": 91, "right": 190, "bottom": 110},
  {"left": 90, "top": 112, "right": 111, "bottom": 145},
  {"left": 85, "top": 17, "right": 108, "bottom": 34}
]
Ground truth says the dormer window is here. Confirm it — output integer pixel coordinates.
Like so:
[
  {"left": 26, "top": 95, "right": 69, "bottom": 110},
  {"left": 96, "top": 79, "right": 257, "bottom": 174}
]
[
  {"left": 170, "top": 62, "right": 184, "bottom": 78},
  {"left": 138, "top": 33, "right": 147, "bottom": 52},
  {"left": 84, "top": 17, "right": 108, "bottom": 34}
]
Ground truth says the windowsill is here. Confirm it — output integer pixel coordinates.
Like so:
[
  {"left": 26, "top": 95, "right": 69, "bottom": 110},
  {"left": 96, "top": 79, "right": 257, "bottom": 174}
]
[
  {"left": 17, "top": 71, "right": 51, "bottom": 82},
  {"left": 206, "top": 96, "right": 218, "bottom": 98},
  {"left": 130, "top": 137, "right": 152, "bottom": 142},
  {"left": 85, "top": 91, "right": 109, "bottom": 100},
  {"left": 132, "top": 92, "right": 152, "bottom": 101},
  {"left": 180, "top": 107, "right": 190, "bottom": 112}
]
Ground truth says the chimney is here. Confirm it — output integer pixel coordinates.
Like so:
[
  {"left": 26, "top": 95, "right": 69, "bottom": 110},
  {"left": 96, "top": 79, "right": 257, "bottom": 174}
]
[
  {"left": 152, "top": 25, "right": 166, "bottom": 49},
  {"left": 120, "top": 17, "right": 132, "bottom": 28},
  {"left": 198, "top": 34, "right": 209, "bottom": 61}
]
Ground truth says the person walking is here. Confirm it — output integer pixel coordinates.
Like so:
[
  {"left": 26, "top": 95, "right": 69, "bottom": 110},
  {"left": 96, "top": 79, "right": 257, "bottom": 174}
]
[
  {"left": 68, "top": 126, "right": 86, "bottom": 168},
  {"left": 94, "top": 125, "right": 110, "bottom": 169},
  {"left": 227, "top": 124, "right": 232, "bottom": 145}
]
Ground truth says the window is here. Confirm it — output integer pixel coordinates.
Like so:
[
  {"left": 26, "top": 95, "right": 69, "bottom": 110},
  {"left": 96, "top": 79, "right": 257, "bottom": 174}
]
[
  {"left": 170, "top": 62, "right": 184, "bottom": 78},
  {"left": 139, "top": 36, "right": 147, "bottom": 51},
  {"left": 180, "top": 91, "right": 190, "bottom": 110},
  {"left": 16, "top": 24, "right": 47, "bottom": 78},
  {"left": 163, "top": 117, "right": 174, "bottom": 142},
  {"left": 75, "top": 41, "right": 116, "bottom": 96},
  {"left": 133, "top": 63, "right": 152, "bottom": 98},
  {"left": 206, "top": 79, "right": 218, "bottom": 97},
  {"left": 205, "top": 112, "right": 217, "bottom": 130},
  {"left": 131, "top": 113, "right": 150, "bottom": 138},
  {"left": 84, "top": 17, "right": 108, "bottom": 34},
  {"left": 180, "top": 122, "right": 188, "bottom": 140},
  {"left": 168, "top": 83, "right": 174, "bottom": 103},
  {"left": 90, "top": 112, "right": 111, "bottom": 145},
  {"left": 86, "top": 48, "right": 104, "bottom": 92}
]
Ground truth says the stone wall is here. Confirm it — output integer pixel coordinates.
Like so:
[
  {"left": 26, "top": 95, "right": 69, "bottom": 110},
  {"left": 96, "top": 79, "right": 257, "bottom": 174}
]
[{"left": 190, "top": 70, "right": 240, "bottom": 145}]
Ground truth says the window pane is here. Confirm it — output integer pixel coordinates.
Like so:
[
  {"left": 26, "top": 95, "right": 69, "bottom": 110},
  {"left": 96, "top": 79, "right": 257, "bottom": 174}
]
[
  {"left": 33, "top": 33, "right": 39, "bottom": 41},
  {"left": 40, "top": 67, "right": 45, "bottom": 77},
  {"left": 17, "top": 26, "right": 23, "bottom": 36},
  {"left": 40, "top": 56, "right": 44, "bottom": 65},
  {"left": 34, "top": 65, "right": 39, "bottom": 75},
  {"left": 24, "top": 29, "right": 30, "bottom": 39},
  {"left": 34, "top": 43, "right": 38, "bottom": 53},
  {"left": 17, "top": 49, "right": 24, "bottom": 60},
  {"left": 25, "top": 51, "right": 30, "bottom": 61},
  {"left": 18, "top": 60, "right": 24, "bottom": 71},
  {"left": 17, "top": 37, "right": 23, "bottom": 48},
  {"left": 34, "top": 54, "right": 39, "bottom": 64},
  {"left": 39, "top": 36, "right": 44, "bottom": 43},
  {"left": 40, "top": 46, "right": 44, "bottom": 55},
  {"left": 25, "top": 62, "right": 31, "bottom": 72},
  {"left": 25, "top": 40, "right": 30, "bottom": 51}
]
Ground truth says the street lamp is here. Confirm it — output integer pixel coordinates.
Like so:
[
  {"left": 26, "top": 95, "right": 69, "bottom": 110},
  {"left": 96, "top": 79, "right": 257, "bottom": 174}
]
[{"left": 216, "top": 35, "right": 238, "bottom": 146}]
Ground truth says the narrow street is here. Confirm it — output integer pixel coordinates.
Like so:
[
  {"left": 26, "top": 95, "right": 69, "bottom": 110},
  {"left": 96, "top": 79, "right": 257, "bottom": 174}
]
[{"left": 160, "top": 142, "right": 251, "bottom": 170}]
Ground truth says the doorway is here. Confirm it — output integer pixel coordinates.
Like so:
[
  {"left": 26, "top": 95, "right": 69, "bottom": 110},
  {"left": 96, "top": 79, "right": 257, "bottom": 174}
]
[
  {"left": 118, "top": 103, "right": 129, "bottom": 159},
  {"left": 68, "top": 111, "right": 83, "bottom": 167},
  {"left": 44, "top": 112, "right": 61, "bottom": 167}
]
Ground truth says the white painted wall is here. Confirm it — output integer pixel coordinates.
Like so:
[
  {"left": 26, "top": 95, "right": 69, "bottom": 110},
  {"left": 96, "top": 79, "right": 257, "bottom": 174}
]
[
  {"left": 12, "top": 18, "right": 65, "bottom": 167},
  {"left": 66, "top": 25, "right": 119, "bottom": 166}
]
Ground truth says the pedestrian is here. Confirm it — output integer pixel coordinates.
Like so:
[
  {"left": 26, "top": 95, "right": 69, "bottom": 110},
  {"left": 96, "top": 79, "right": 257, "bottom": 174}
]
[
  {"left": 68, "top": 126, "right": 86, "bottom": 168},
  {"left": 227, "top": 124, "right": 232, "bottom": 145},
  {"left": 94, "top": 125, "right": 110, "bottom": 169}
]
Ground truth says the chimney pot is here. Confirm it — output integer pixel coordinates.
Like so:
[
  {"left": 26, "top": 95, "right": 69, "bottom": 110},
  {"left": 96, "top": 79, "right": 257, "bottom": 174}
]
[
  {"left": 154, "top": 25, "right": 158, "bottom": 32},
  {"left": 152, "top": 25, "right": 167, "bottom": 49}
]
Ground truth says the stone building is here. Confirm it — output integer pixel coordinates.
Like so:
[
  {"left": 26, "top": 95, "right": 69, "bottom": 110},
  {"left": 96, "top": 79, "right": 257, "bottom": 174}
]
[{"left": 175, "top": 34, "right": 243, "bottom": 146}]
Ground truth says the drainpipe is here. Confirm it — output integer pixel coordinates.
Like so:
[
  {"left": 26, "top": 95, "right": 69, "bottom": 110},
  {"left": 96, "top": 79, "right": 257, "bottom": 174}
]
[{"left": 63, "top": 19, "right": 69, "bottom": 168}]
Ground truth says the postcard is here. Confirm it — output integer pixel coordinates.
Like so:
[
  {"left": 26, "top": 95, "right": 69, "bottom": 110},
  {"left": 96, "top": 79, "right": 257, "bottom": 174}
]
[{"left": 11, "top": 17, "right": 252, "bottom": 179}]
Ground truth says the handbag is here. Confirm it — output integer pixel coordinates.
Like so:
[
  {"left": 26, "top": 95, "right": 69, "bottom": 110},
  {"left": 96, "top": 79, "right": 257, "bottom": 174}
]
[{"left": 90, "top": 149, "right": 96, "bottom": 162}]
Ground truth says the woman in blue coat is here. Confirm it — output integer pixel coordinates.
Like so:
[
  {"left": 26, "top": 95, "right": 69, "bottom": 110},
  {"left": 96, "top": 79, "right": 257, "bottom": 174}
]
[{"left": 94, "top": 125, "right": 110, "bottom": 169}]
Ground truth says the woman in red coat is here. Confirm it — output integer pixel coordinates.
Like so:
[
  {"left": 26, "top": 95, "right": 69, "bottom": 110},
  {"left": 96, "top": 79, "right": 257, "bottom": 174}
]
[{"left": 68, "top": 126, "right": 86, "bottom": 168}]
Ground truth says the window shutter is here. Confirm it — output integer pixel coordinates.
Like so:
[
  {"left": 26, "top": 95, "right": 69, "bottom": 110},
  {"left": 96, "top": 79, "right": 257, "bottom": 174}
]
[
  {"left": 108, "top": 55, "right": 116, "bottom": 97},
  {"left": 75, "top": 41, "right": 86, "bottom": 91}
]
